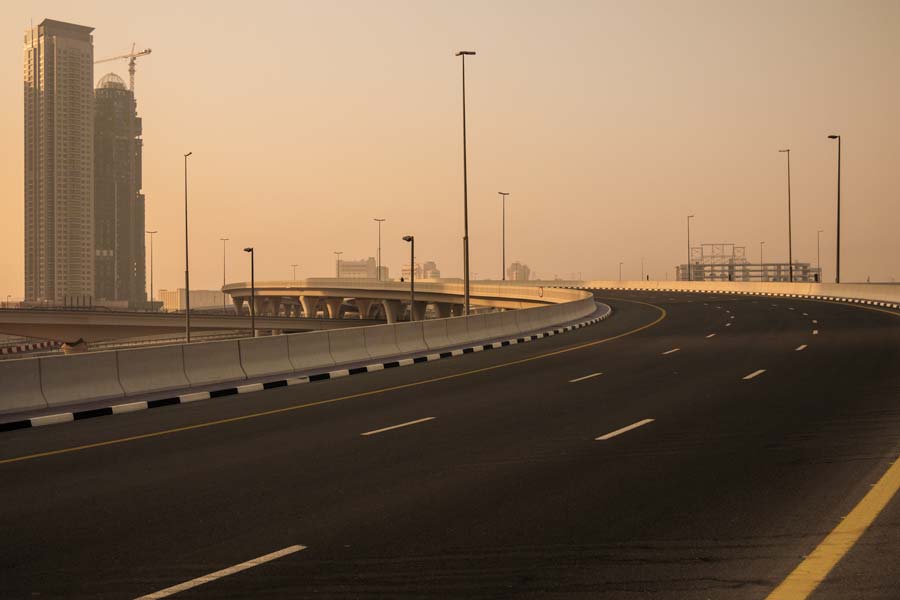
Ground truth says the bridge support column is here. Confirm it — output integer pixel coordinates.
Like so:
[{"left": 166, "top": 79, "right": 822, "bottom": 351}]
[
  {"left": 325, "top": 297, "right": 343, "bottom": 319},
  {"left": 232, "top": 297, "right": 245, "bottom": 316},
  {"left": 451, "top": 304, "right": 464, "bottom": 317},
  {"left": 382, "top": 299, "right": 401, "bottom": 324},
  {"left": 410, "top": 301, "right": 427, "bottom": 321},
  {"left": 355, "top": 298, "right": 373, "bottom": 319},
  {"left": 434, "top": 302, "right": 452, "bottom": 319},
  {"left": 300, "top": 296, "right": 319, "bottom": 318}
]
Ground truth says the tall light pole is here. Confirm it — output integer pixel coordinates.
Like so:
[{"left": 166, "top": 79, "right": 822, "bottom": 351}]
[
  {"left": 374, "top": 218, "right": 385, "bottom": 281},
  {"left": 244, "top": 247, "right": 255, "bottom": 337},
  {"left": 146, "top": 230, "right": 157, "bottom": 310},
  {"left": 828, "top": 135, "right": 841, "bottom": 283},
  {"left": 619, "top": 261, "right": 624, "bottom": 281},
  {"left": 403, "top": 235, "right": 415, "bottom": 320},
  {"left": 817, "top": 229, "right": 824, "bottom": 280},
  {"left": 498, "top": 192, "right": 510, "bottom": 280},
  {"left": 183, "top": 152, "right": 192, "bottom": 342},
  {"left": 334, "top": 251, "right": 343, "bottom": 278},
  {"left": 220, "top": 237, "right": 229, "bottom": 313},
  {"left": 779, "top": 149, "right": 793, "bottom": 282},
  {"left": 760, "top": 241, "right": 765, "bottom": 280},
  {"left": 641, "top": 256, "right": 645, "bottom": 281},
  {"left": 291, "top": 264, "right": 299, "bottom": 281},
  {"left": 456, "top": 50, "right": 476, "bottom": 315},
  {"left": 686, "top": 215, "right": 695, "bottom": 281}
]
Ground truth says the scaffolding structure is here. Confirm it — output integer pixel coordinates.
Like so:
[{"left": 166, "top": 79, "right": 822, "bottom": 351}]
[{"left": 676, "top": 243, "right": 821, "bottom": 282}]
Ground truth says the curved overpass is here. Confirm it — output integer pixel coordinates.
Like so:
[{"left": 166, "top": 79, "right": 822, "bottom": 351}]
[{"left": 0, "top": 289, "right": 897, "bottom": 597}]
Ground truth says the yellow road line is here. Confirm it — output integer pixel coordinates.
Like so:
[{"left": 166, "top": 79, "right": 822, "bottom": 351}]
[
  {"left": 0, "top": 300, "right": 666, "bottom": 466},
  {"left": 766, "top": 456, "right": 900, "bottom": 599}
]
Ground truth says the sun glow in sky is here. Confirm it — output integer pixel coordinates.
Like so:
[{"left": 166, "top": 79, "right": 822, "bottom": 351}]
[{"left": 1, "top": 0, "right": 898, "bottom": 298}]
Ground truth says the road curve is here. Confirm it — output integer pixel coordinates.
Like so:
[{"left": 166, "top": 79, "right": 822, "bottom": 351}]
[{"left": 0, "top": 291, "right": 898, "bottom": 599}]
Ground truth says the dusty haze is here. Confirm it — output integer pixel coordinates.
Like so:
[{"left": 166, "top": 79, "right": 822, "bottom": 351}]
[{"left": 1, "top": 0, "right": 898, "bottom": 299}]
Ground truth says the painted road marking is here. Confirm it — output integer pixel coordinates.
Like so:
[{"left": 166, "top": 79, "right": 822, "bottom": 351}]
[
  {"left": 135, "top": 545, "right": 305, "bottom": 599},
  {"left": 766, "top": 455, "right": 900, "bottom": 600},
  {"left": 743, "top": 369, "right": 766, "bottom": 380},
  {"left": 569, "top": 372, "right": 603, "bottom": 383},
  {"left": 795, "top": 345, "right": 808, "bottom": 352},
  {"left": 661, "top": 348, "right": 681, "bottom": 355},
  {"left": 802, "top": 312, "right": 808, "bottom": 316},
  {"left": 596, "top": 418, "right": 654, "bottom": 441},
  {"left": 0, "top": 299, "right": 668, "bottom": 466},
  {"left": 813, "top": 330, "right": 819, "bottom": 335},
  {"left": 730, "top": 315, "right": 735, "bottom": 319},
  {"left": 726, "top": 323, "right": 732, "bottom": 327},
  {"left": 812, "top": 319, "right": 818, "bottom": 324},
  {"left": 706, "top": 333, "right": 716, "bottom": 338},
  {"left": 361, "top": 417, "right": 435, "bottom": 436}
]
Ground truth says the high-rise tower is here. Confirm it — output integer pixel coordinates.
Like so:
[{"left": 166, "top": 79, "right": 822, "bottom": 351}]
[
  {"left": 94, "top": 72, "right": 146, "bottom": 304},
  {"left": 24, "top": 19, "right": 95, "bottom": 304}
]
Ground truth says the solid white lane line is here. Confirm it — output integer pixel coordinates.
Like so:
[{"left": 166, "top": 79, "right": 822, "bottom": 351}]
[
  {"left": 812, "top": 319, "right": 818, "bottom": 324},
  {"left": 726, "top": 323, "right": 732, "bottom": 327},
  {"left": 135, "top": 545, "right": 306, "bottom": 600},
  {"left": 813, "top": 330, "right": 819, "bottom": 335},
  {"left": 802, "top": 312, "right": 808, "bottom": 316},
  {"left": 569, "top": 372, "right": 603, "bottom": 383},
  {"left": 743, "top": 369, "right": 766, "bottom": 380},
  {"left": 595, "top": 418, "right": 655, "bottom": 441},
  {"left": 661, "top": 348, "right": 680, "bottom": 355},
  {"left": 706, "top": 333, "right": 716, "bottom": 338},
  {"left": 796, "top": 344, "right": 808, "bottom": 352},
  {"left": 360, "top": 417, "right": 436, "bottom": 437}
]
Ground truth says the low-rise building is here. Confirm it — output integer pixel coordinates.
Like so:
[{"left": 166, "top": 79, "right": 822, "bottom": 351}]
[{"left": 158, "top": 289, "right": 231, "bottom": 312}]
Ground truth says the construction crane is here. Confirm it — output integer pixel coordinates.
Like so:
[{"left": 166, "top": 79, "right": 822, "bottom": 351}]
[{"left": 94, "top": 44, "right": 152, "bottom": 93}]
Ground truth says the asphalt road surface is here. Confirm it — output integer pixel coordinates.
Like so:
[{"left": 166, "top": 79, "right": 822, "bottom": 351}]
[{"left": 1, "top": 291, "right": 898, "bottom": 599}]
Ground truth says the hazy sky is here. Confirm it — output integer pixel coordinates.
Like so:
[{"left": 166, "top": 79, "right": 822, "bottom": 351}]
[{"left": 2, "top": 0, "right": 898, "bottom": 297}]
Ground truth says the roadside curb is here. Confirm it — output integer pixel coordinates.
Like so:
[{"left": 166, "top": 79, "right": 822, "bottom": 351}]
[
  {"left": 0, "top": 340, "right": 60, "bottom": 356},
  {"left": 0, "top": 307, "right": 612, "bottom": 434}
]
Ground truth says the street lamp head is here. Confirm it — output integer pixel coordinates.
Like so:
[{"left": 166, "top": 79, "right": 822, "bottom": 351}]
[
  {"left": 243, "top": 247, "right": 253, "bottom": 253},
  {"left": 146, "top": 230, "right": 157, "bottom": 234},
  {"left": 374, "top": 218, "right": 385, "bottom": 222},
  {"left": 779, "top": 149, "right": 790, "bottom": 153},
  {"left": 402, "top": 235, "right": 414, "bottom": 243},
  {"left": 827, "top": 135, "right": 840, "bottom": 140},
  {"left": 184, "top": 151, "right": 192, "bottom": 157},
  {"left": 688, "top": 214, "right": 695, "bottom": 219},
  {"left": 455, "top": 51, "right": 476, "bottom": 56}
]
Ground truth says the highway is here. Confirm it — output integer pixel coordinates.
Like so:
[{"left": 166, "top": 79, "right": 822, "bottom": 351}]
[{"left": 0, "top": 290, "right": 898, "bottom": 599}]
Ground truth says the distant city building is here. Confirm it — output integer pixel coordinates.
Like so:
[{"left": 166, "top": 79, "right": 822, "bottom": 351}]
[
  {"left": 94, "top": 72, "right": 146, "bottom": 305},
  {"left": 24, "top": 19, "right": 96, "bottom": 303},
  {"left": 507, "top": 261, "right": 531, "bottom": 281},
  {"left": 675, "top": 243, "right": 821, "bottom": 282},
  {"left": 158, "top": 289, "right": 229, "bottom": 312},
  {"left": 402, "top": 261, "right": 441, "bottom": 280},
  {"left": 337, "top": 257, "right": 387, "bottom": 279}
]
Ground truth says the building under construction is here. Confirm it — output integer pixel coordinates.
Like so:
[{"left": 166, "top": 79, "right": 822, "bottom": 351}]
[
  {"left": 675, "top": 243, "right": 821, "bottom": 282},
  {"left": 94, "top": 72, "right": 146, "bottom": 305}
]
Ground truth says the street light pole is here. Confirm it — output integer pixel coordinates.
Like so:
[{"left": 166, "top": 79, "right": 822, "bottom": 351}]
[
  {"left": 374, "top": 218, "right": 385, "bottom": 281},
  {"left": 334, "top": 251, "right": 343, "bottom": 278},
  {"left": 619, "top": 261, "right": 623, "bottom": 282},
  {"left": 244, "top": 247, "right": 255, "bottom": 337},
  {"left": 146, "top": 230, "right": 157, "bottom": 310},
  {"left": 291, "top": 264, "right": 298, "bottom": 281},
  {"left": 403, "top": 235, "right": 415, "bottom": 320},
  {"left": 828, "top": 135, "right": 841, "bottom": 283},
  {"left": 779, "top": 149, "right": 793, "bottom": 282},
  {"left": 686, "top": 215, "right": 695, "bottom": 281},
  {"left": 760, "top": 241, "right": 765, "bottom": 280},
  {"left": 220, "top": 237, "right": 229, "bottom": 313},
  {"left": 817, "top": 229, "right": 824, "bottom": 280},
  {"left": 183, "top": 152, "right": 192, "bottom": 342},
  {"left": 456, "top": 50, "right": 476, "bottom": 315},
  {"left": 498, "top": 192, "right": 509, "bottom": 280}
]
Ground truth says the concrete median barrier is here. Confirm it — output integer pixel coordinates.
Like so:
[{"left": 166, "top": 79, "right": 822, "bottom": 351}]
[
  {"left": 40, "top": 351, "right": 124, "bottom": 408},
  {"left": 423, "top": 319, "right": 451, "bottom": 350},
  {"left": 287, "top": 330, "right": 335, "bottom": 373},
  {"left": 445, "top": 316, "right": 472, "bottom": 346},
  {"left": 327, "top": 328, "right": 370, "bottom": 365},
  {"left": 184, "top": 339, "right": 247, "bottom": 387},
  {"left": 118, "top": 344, "right": 190, "bottom": 396},
  {"left": 363, "top": 324, "right": 402, "bottom": 360},
  {"left": 394, "top": 321, "right": 428, "bottom": 355},
  {"left": 499, "top": 310, "right": 521, "bottom": 337},
  {"left": 239, "top": 335, "right": 294, "bottom": 379},
  {"left": 0, "top": 357, "right": 47, "bottom": 414}
]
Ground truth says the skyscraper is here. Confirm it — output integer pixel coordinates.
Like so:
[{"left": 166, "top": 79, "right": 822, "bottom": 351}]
[
  {"left": 94, "top": 72, "right": 146, "bottom": 304},
  {"left": 24, "top": 19, "right": 95, "bottom": 304}
]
